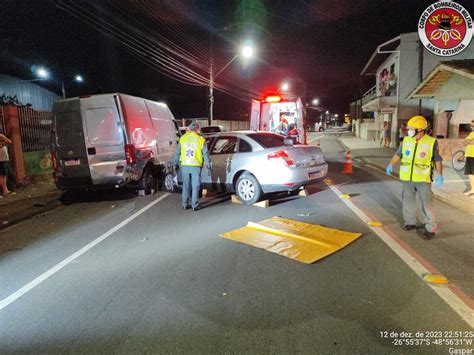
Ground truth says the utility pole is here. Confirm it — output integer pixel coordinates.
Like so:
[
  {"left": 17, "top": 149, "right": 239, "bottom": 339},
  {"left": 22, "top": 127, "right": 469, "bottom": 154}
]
[
  {"left": 209, "top": 63, "right": 214, "bottom": 127},
  {"left": 208, "top": 33, "right": 214, "bottom": 127}
]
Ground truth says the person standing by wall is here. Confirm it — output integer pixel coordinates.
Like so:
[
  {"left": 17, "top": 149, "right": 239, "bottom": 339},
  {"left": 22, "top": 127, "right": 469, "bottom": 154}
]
[
  {"left": 380, "top": 121, "right": 387, "bottom": 147},
  {"left": 0, "top": 133, "right": 15, "bottom": 197},
  {"left": 398, "top": 123, "right": 407, "bottom": 146},
  {"left": 463, "top": 120, "right": 474, "bottom": 197},
  {"left": 383, "top": 121, "right": 391, "bottom": 147},
  {"left": 174, "top": 122, "right": 211, "bottom": 211},
  {"left": 386, "top": 116, "right": 444, "bottom": 240}
]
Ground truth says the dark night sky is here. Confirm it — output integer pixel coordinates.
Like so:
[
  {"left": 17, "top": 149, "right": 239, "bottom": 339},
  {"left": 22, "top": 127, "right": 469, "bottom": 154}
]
[{"left": 0, "top": 0, "right": 450, "bottom": 118}]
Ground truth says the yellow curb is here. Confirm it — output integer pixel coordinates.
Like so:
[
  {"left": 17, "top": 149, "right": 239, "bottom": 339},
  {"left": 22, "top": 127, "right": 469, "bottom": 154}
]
[
  {"left": 324, "top": 178, "right": 333, "bottom": 185},
  {"left": 339, "top": 195, "right": 350, "bottom": 199},
  {"left": 423, "top": 274, "right": 449, "bottom": 285},
  {"left": 367, "top": 221, "right": 383, "bottom": 227}
]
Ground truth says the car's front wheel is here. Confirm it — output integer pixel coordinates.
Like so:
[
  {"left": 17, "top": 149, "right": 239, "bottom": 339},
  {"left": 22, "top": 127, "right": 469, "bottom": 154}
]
[
  {"left": 161, "top": 172, "right": 178, "bottom": 192},
  {"left": 235, "top": 173, "right": 262, "bottom": 205}
]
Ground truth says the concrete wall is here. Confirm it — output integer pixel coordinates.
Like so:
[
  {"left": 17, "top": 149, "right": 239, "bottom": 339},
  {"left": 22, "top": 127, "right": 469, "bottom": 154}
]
[{"left": 436, "top": 76, "right": 474, "bottom": 100}]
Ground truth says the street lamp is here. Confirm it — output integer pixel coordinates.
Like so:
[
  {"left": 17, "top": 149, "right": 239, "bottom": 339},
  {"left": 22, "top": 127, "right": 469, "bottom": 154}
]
[
  {"left": 62, "top": 74, "right": 84, "bottom": 99},
  {"left": 36, "top": 67, "right": 49, "bottom": 79},
  {"left": 208, "top": 43, "right": 254, "bottom": 125},
  {"left": 31, "top": 67, "right": 84, "bottom": 98},
  {"left": 280, "top": 78, "right": 306, "bottom": 101},
  {"left": 312, "top": 98, "right": 319, "bottom": 106}
]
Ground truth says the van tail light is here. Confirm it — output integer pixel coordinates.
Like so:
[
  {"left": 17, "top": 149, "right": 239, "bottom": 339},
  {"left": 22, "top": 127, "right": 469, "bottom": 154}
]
[
  {"left": 125, "top": 144, "right": 136, "bottom": 164},
  {"left": 51, "top": 150, "right": 59, "bottom": 172},
  {"left": 267, "top": 150, "right": 295, "bottom": 167}
]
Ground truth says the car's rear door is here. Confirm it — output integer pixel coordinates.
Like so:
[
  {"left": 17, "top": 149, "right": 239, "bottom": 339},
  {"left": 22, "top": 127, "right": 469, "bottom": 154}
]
[{"left": 204, "top": 135, "right": 238, "bottom": 191}]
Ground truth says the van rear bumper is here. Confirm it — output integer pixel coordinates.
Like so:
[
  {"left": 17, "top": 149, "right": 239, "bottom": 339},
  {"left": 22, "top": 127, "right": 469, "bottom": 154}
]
[
  {"left": 55, "top": 175, "right": 94, "bottom": 190},
  {"left": 56, "top": 176, "right": 128, "bottom": 191}
]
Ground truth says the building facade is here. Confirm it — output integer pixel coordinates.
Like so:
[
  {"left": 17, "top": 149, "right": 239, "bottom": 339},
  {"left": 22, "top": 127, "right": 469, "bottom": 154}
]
[{"left": 358, "top": 32, "right": 474, "bottom": 145}]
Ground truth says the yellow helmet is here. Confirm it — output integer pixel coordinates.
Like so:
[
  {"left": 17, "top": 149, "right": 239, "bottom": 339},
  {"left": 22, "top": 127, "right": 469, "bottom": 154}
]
[{"left": 407, "top": 115, "right": 428, "bottom": 130}]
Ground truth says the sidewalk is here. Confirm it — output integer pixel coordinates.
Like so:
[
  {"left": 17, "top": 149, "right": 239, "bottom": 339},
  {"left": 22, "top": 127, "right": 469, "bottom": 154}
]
[
  {"left": 338, "top": 134, "right": 474, "bottom": 216},
  {"left": 0, "top": 175, "right": 62, "bottom": 230}
]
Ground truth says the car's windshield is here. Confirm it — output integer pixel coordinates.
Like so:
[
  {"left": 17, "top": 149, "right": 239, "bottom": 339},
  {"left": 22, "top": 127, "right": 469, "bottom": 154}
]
[{"left": 247, "top": 133, "right": 285, "bottom": 148}]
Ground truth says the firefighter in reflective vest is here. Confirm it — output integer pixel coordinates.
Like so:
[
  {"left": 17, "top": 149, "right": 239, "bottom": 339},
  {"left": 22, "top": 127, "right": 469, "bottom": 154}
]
[
  {"left": 386, "top": 116, "right": 444, "bottom": 240},
  {"left": 174, "top": 122, "right": 211, "bottom": 211}
]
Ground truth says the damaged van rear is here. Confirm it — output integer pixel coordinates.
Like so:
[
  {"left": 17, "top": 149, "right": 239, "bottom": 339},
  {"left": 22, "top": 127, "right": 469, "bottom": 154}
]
[{"left": 51, "top": 93, "right": 179, "bottom": 193}]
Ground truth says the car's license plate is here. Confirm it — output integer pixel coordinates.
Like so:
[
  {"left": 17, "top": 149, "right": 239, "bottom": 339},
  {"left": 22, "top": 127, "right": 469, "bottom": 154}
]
[
  {"left": 64, "top": 159, "right": 80, "bottom": 166},
  {"left": 308, "top": 171, "right": 322, "bottom": 179}
]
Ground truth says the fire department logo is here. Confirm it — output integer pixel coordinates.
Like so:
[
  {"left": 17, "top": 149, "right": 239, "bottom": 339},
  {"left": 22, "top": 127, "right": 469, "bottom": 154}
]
[{"left": 418, "top": 1, "right": 473, "bottom": 56}]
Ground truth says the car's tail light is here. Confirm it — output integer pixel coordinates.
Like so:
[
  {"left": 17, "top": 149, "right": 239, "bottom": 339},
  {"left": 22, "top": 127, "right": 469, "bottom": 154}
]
[
  {"left": 51, "top": 150, "right": 59, "bottom": 172},
  {"left": 125, "top": 144, "right": 136, "bottom": 164},
  {"left": 267, "top": 150, "right": 295, "bottom": 167}
]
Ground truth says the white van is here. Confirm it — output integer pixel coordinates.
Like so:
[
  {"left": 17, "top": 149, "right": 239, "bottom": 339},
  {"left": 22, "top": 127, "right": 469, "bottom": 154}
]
[{"left": 51, "top": 93, "right": 180, "bottom": 193}]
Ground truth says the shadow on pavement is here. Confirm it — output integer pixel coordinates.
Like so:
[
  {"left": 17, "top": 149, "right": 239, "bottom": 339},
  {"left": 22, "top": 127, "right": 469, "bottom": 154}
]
[{"left": 59, "top": 187, "right": 139, "bottom": 206}]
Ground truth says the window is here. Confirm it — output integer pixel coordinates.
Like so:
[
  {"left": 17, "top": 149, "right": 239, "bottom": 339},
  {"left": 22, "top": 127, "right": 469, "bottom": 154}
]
[
  {"left": 211, "top": 137, "right": 237, "bottom": 154},
  {"left": 238, "top": 139, "right": 253, "bottom": 153},
  {"left": 390, "top": 63, "right": 395, "bottom": 74},
  {"left": 247, "top": 133, "right": 285, "bottom": 148},
  {"left": 201, "top": 126, "right": 223, "bottom": 134},
  {"left": 56, "top": 111, "right": 84, "bottom": 146},
  {"left": 85, "top": 108, "right": 122, "bottom": 145}
]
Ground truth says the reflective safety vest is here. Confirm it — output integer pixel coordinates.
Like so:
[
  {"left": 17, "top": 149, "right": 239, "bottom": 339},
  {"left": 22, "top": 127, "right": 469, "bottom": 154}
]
[
  {"left": 465, "top": 132, "right": 474, "bottom": 158},
  {"left": 179, "top": 132, "right": 205, "bottom": 167},
  {"left": 400, "top": 135, "right": 436, "bottom": 183}
]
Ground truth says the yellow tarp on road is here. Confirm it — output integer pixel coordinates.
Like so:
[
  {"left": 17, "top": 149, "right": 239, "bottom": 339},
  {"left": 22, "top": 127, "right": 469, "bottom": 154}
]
[{"left": 220, "top": 216, "right": 362, "bottom": 264}]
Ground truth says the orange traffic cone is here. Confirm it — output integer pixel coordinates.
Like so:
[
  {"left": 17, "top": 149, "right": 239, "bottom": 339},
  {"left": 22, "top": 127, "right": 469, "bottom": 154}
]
[{"left": 342, "top": 150, "right": 353, "bottom": 174}]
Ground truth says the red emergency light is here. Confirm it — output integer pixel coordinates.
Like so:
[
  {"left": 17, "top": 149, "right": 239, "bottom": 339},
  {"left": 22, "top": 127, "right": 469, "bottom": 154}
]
[{"left": 265, "top": 95, "right": 281, "bottom": 103}]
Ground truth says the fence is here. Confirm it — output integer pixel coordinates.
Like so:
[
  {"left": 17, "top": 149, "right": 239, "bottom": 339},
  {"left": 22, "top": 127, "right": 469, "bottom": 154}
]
[
  {"left": 1, "top": 104, "right": 53, "bottom": 180},
  {"left": 18, "top": 107, "right": 52, "bottom": 152}
]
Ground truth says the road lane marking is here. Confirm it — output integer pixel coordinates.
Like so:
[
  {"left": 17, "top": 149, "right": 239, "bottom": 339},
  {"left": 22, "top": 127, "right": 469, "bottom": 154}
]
[
  {"left": 0, "top": 193, "right": 170, "bottom": 311},
  {"left": 326, "top": 183, "right": 474, "bottom": 327},
  {"left": 308, "top": 135, "right": 325, "bottom": 143},
  {"left": 444, "top": 179, "right": 468, "bottom": 183}
]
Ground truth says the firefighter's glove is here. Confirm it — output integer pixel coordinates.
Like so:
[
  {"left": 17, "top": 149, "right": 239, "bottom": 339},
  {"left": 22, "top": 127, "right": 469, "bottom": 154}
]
[
  {"left": 386, "top": 164, "right": 393, "bottom": 176},
  {"left": 434, "top": 175, "right": 444, "bottom": 186}
]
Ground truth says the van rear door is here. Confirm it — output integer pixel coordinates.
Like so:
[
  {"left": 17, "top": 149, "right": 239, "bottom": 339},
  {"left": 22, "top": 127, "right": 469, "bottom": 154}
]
[
  {"left": 146, "top": 101, "right": 178, "bottom": 164},
  {"left": 81, "top": 95, "right": 125, "bottom": 186},
  {"left": 54, "top": 101, "right": 92, "bottom": 189},
  {"left": 250, "top": 100, "right": 261, "bottom": 130}
]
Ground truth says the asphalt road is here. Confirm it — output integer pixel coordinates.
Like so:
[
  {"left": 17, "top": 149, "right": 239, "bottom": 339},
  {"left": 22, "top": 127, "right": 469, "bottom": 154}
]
[{"left": 0, "top": 132, "right": 472, "bottom": 354}]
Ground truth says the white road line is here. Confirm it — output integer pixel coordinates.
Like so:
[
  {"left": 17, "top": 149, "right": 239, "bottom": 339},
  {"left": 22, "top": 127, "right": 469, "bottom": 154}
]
[
  {"left": 444, "top": 179, "right": 468, "bottom": 183},
  {"left": 327, "top": 183, "right": 474, "bottom": 327},
  {"left": 0, "top": 193, "right": 170, "bottom": 311},
  {"left": 308, "top": 135, "right": 325, "bottom": 143}
]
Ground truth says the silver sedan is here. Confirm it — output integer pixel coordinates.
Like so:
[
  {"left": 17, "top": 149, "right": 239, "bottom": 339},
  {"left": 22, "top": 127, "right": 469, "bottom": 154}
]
[{"left": 200, "top": 131, "right": 328, "bottom": 205}]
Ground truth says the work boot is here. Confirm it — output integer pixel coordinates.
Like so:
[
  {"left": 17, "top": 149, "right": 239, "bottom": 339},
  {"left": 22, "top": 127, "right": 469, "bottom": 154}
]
[
  {"left": 402, "top": 224, "right": 417, "bottom": 231},
  {"left": 417, "top": 228, "right": 434, "bottom": 240},
  {"left": 192, "top": 206, "right": 201, "bottom": 211}
]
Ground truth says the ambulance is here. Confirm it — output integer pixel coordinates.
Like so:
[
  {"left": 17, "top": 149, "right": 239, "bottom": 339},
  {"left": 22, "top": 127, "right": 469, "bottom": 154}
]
[{"left": 250, "top": 96, "right": 307, "bottom": 144}]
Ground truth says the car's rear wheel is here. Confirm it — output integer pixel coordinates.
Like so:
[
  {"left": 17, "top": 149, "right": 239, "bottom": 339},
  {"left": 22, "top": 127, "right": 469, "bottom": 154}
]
[{"left": 235, "top": 173, "right": 262, "bottom": 205}]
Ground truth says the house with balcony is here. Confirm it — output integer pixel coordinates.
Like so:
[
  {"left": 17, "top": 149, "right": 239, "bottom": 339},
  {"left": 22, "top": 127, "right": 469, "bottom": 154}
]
[{"left": 358, "top": 32, "right": 474, "bottom": 145}]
